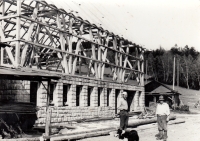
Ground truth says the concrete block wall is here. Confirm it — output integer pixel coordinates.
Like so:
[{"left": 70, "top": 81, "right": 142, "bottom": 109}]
[{"left": 0, "top": 80, "right": 30, "bottom": 102}]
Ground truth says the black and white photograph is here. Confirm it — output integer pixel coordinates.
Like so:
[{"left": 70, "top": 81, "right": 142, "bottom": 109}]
[{"left": 0, "top": 0, "right": 199, "bottom": 140}]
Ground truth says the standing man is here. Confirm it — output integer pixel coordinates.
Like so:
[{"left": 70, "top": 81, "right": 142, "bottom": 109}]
[
  {"left": 117, "top": 91, "right": 129, "bottom": 136},
  {"left": 156, "top": 95, "right": 170, "bottom": 141}
]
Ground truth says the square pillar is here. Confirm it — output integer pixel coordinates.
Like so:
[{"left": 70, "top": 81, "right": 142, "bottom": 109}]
[
  {"left": 100, "top": 87, "right": 107, "bottom": 107},
  {"left": 133, "top": 91, "right": 139, "bottom": 111},
  {"left": 67, "top": 84, "right": 76, "bottom": 107},
  {"left": 109, "top": 89, "right": 115, "bottom": 107},
  {"left": 37, "top": 81, "right": 47, "bottom": 107},
  {"left": 53, "top": 82, "right": 63, "bottom": 106},
  {"left": 80, "top": 85, "right": 88, "bottom": 106},
  {"left": 139, "top": 91, "right": 145, "bottom": 110},
  {"left": 90, "top": 87, "right": 98, "bottom": 107}
]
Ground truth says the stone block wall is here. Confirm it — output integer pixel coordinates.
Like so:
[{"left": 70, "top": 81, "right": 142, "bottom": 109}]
[
  {"left": 0, "top": 75, "right": 145, "bottom": 127},
  {"left": 0, "top": 80, "right": 30, "bottom": 102},
  {"left": 35, "top": 106, "right": 115, "bottom": 126}
]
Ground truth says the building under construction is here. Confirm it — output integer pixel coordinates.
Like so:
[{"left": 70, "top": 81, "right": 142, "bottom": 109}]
[{"left": 0, "top": 0, "right": 145, "bottom": 128}]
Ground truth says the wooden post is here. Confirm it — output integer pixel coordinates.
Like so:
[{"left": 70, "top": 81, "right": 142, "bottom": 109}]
[
  {"left": 45, "top": 80, "right": 51, "bottom": 137},
  {"left": 173, "top": 56, "right": 176, "bottom": 90},
  {"left": 146, "top": 60, "right": 148, "bottom": 84},
  {"left": 0, "top": 1, "right": 5, "bottom": 66},
  {"left": 97, "top": 30, "right": 102, "bottom": 79},
  {"left": 68, "top": 18, "right": 74, "bottom": 74},
  {"left": 113, "top": 37, "right": 118, "bottom": 81},
  {"left": 15, "top": 0, "right": 21, "bottom": 66},
  {"left": 177, "top": 58, "right": 179, "bottom": 87},
  {"left": 141, "top": 50, "right": 144, "bottom": 86},
  {"left": 89, "top": 27, "right": 98, "bottom": 78}
]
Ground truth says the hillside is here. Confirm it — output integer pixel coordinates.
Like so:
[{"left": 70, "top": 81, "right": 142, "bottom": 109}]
[{"left": 166, "top": 85, "right": 200, "bottom": 109}]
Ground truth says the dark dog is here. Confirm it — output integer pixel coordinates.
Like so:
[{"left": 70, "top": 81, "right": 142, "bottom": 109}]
[{"left": 117, "top": 129, "right": 139, "bottom": 141}]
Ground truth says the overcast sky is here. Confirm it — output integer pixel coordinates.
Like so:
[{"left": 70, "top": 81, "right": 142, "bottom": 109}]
[
  {"left": 97, "top": 0, "right": 200, "bottom": 51},
  {"left": 48, "top": 0, "right": 200, "bottom": 51}
]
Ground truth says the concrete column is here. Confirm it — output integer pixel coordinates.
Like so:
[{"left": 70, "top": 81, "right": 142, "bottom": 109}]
[
  {"left": 37, "top": 81, "right": 47, "bottom": 107},
  {"left": 90, "top": 87, "right": 98, "bottom": 107},
  {"left": 67, "top": 84, "right": 76, "bottom": 107},
  {"left": 53, "top": 82, "right": 63, "bottom": 106}
]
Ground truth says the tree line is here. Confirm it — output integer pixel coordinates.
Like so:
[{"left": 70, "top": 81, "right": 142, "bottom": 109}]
[{"left": 145, "top": 45, "right": 200, "bottom": 90}]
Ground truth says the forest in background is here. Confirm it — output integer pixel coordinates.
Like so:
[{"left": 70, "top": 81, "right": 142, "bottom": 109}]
[{"left": 145, "top": 45, "right": 200, "bottom": 90}]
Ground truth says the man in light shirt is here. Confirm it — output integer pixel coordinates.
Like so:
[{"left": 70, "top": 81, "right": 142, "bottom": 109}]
[
  {"left": 156, "top": 95, "right": 170, "bottom": 141},
  {"left": 117, "top": 91, "right": 129, "bottom": 136}
]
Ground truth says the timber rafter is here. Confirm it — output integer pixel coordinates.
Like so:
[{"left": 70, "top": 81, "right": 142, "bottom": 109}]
[{"left": 0, "top": 0, "right": 145, "bottom": 86}]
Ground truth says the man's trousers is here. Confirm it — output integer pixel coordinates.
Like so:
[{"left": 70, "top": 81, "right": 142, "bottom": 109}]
[{"left": 119, "top": 110, "right": 129, "bottom": 130}]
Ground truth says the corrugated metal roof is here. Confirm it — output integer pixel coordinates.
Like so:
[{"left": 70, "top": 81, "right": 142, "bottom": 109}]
[{"left": 45, "top": 0, "right": 136, "bottom": 43}]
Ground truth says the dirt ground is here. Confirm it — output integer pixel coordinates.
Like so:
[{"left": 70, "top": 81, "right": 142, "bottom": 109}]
[{"left": 79, "top": 111, "right": 200, "bottom": 141}]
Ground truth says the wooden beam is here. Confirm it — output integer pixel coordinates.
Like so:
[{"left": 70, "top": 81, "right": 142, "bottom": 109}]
[
  {"left": 113, "top": 37, "right": 119, "bottom": 81},
  {"left": 21, "top": 15, "right": 141, "bottom": 61},
  {"left": 57, "top": 14, "right": 69, "bottom": 74},
  {"left": 20, "top": 2, "right": 39, "bottom": 66},
  {"left": 68, "top": 17, "right": 74, "bottom": 74},
  {"left": 89, "top": 27, "right": 98, "bottom": 78},
  {"left": 45, "top": 80, "right": 51, "bottom": 137},
  {"left": 15, "top": 0, "right": 21, "bottom": 66},
  {"left": 0, "top": 1, "right": 5, "bottom": 66},
  {"left": 122, "top": 46, "right": 129, "bottom": 82},
  {"left": 97, "top": 30, "right": 102, "bottom": 79},
  {"left": 101, "top": 35, "right": 109, "bottom": 79},
  {"left": 18, "top": 39, "right": 143, "bottom": 74},
  {"left": 72, "top": 39, "right": 82, "bottom": 74}
]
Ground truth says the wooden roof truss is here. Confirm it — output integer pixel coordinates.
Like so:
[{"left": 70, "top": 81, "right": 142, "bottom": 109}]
[{"left": 0, "top": 0, "right": 145, "bottom": 85}]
